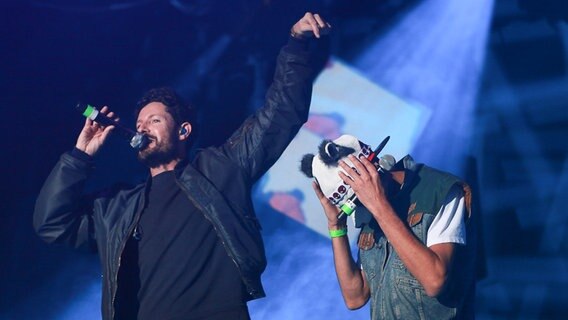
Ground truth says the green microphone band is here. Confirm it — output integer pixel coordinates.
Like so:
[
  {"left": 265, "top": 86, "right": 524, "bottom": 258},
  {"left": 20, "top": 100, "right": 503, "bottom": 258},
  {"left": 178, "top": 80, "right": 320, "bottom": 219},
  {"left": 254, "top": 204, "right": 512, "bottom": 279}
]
[{"left": 340, "top": 199, "right": 356, "bottom": 216}]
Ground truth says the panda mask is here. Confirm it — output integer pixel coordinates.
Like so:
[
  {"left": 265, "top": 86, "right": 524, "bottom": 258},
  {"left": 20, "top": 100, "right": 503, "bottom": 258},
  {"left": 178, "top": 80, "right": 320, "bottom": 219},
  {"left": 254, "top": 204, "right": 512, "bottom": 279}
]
[{"left": 300, "top": 134, "right": 393, "bottom": 211}]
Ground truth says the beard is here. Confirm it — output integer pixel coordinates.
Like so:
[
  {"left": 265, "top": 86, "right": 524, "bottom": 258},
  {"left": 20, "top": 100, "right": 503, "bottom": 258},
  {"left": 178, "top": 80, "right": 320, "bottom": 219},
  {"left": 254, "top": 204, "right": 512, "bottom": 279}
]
[{"left": 137, "top": 136, "right": 179, "bottom": 168}]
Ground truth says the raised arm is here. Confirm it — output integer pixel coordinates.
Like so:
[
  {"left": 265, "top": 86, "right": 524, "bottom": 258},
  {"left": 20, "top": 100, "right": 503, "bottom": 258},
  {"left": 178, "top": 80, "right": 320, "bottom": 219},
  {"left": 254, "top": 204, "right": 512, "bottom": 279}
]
[
  {"left": 220, "top": 13, "right": 331, "bottom": 181},
  {"left": 33, "top": 107, "right": 117, "bottom": 250},
  {"left": 312, "top": 181, "right": 370, "bottom": 309}
]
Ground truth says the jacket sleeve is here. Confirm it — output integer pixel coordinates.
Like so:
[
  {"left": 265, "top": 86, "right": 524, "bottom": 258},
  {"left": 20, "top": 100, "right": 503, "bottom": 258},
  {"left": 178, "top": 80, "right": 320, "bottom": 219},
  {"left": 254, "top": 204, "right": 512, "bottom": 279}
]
[
  {"left": 33, "top": 152, "right": 97, "bottom": 251},
  {"left": 219, "top": 36, "right": 319, "bottom": 182}
]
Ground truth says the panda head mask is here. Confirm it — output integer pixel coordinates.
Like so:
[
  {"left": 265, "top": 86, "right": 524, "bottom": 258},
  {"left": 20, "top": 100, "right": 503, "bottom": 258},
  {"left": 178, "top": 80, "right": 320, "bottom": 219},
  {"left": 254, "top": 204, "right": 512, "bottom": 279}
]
[{"left": 300, "top": 134, "right": 393, "bottom": 210}]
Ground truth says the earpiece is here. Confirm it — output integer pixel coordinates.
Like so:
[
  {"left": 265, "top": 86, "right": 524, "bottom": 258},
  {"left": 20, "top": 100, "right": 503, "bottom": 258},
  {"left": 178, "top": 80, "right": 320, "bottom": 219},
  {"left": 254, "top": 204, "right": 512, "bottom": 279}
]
[{"left": 179, "top": 127, "right": 187, "bottom": 135}]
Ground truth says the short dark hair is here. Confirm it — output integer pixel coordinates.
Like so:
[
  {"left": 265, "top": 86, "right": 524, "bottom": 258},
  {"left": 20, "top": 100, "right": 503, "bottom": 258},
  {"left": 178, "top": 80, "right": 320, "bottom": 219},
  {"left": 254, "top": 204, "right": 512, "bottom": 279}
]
[{"left": 135, "top": 87, "right": 195, "bottom": 127}]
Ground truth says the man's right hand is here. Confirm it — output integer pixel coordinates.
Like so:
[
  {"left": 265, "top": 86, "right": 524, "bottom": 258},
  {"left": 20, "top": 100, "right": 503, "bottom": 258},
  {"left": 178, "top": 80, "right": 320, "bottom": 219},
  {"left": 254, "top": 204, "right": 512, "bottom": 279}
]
[
  {"left": 75, "top": 106, "right": 116, "bottom": 156},
  {"left": 312, "top": 181, "right": 346, "bottom": 229}
]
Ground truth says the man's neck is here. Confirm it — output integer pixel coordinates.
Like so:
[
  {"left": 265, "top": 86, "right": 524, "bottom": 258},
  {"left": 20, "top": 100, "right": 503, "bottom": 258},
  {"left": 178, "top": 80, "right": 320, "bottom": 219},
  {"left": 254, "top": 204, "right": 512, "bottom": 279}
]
[
  {"left": 149, "top": 158, "right": 182, "bottom": 177},
  {"left": 391, "top": 170, "right": 405, "bottom": 185},
  {"left": 385, "top": 170, "right": 405, "bottom": 198}
]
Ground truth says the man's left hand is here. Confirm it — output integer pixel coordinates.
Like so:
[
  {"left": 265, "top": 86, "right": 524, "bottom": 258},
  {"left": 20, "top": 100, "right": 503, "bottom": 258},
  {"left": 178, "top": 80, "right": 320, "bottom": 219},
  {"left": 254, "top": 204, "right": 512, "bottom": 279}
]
[
  {"left": 291, "top": 12, "right": 332, "bottom": 39},
  {"left": 338, "top": 155, "right": 389, "bottom": 214}
]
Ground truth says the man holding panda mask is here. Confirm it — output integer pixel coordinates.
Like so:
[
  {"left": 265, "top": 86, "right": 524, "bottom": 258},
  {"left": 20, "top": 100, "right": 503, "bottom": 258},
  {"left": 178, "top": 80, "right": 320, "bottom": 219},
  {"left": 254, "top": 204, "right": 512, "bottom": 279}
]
[{"left": 307, "top": 135, "right": 476, "bottom": 319}]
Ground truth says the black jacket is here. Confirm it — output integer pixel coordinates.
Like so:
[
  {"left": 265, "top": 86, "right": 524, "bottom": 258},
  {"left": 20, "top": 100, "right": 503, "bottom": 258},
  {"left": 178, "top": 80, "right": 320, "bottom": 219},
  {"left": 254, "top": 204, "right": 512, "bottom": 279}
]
[{"left": 34, "top": 37, "right": 317, "bottom": 320}]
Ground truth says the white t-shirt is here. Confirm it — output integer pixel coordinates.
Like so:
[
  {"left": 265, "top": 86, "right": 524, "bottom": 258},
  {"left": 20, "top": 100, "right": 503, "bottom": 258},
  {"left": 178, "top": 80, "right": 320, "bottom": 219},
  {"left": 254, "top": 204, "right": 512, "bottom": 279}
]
[
  {"left": 358, "top": 185, "right": 467, "bottom": 272},
  {"left": 426, "top": 185, "right": 467, "bottom": 247}
]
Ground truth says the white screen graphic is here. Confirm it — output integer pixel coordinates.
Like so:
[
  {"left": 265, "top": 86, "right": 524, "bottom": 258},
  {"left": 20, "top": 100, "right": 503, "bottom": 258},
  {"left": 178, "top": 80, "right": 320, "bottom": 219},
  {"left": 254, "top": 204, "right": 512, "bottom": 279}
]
[{"left": 255, "top": 58, "right": 431, "bottom": 237}]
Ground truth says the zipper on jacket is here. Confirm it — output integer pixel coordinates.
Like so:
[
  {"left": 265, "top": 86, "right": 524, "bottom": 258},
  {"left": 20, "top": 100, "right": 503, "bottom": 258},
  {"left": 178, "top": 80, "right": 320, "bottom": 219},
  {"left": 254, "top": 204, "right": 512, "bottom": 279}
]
[{"left": 110, "top": 193, "right": 145, "bottom": 320}]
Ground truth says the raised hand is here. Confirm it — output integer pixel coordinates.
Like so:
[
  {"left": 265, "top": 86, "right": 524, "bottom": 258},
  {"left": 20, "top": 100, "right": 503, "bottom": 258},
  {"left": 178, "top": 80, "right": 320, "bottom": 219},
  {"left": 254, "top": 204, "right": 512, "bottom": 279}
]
[
  {"left": 75, "top": 106, "right": 117, "bottom": 156},
  {"left": 312, "top": 180, "right": 346, "bottom": 229},
  {"left": 338, "top": 155, "right": 388, "bottom": 215},
  {"left": 291, "top": 12, "right": 332, "bottom": 39}
]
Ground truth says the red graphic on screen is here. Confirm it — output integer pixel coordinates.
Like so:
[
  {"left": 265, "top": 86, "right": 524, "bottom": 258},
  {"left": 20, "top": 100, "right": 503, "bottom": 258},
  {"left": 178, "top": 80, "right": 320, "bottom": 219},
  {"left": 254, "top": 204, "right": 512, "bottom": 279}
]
[
  {"left": 268, "top": 190, "right": 305, "bottom": 224},
  {"left": 304, "top": 113, "right": 345, "bottom": 140}
]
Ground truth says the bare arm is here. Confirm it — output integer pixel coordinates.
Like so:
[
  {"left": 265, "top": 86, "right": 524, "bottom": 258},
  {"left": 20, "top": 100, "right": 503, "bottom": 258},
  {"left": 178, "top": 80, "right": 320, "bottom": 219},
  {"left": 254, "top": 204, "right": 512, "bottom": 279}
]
[
  {"left": 312, "top": 181, "right": 370, "bottom": 309},
  {"left": 338, "top": 155, "right": 455, "bottom": 297},
  {"left": 365, "top": 201, "right": 454, "bottom": 297}
]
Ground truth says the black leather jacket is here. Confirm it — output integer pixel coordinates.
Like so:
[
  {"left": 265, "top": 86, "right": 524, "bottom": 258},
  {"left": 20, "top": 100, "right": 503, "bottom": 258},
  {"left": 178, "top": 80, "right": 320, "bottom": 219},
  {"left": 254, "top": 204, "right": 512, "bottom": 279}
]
[{"left": 33, "top": 37, "right": 317, "bottom": 320}]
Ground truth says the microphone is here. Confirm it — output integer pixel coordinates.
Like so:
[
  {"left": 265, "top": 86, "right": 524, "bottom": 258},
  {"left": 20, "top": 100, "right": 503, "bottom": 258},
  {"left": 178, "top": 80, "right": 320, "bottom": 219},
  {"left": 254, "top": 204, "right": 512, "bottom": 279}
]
[
  {"left": 337, "top": 136, "right": 392, "bottom": 220},
  {"left": 76, "top": 103, "right": 149, "bottom": 150}
]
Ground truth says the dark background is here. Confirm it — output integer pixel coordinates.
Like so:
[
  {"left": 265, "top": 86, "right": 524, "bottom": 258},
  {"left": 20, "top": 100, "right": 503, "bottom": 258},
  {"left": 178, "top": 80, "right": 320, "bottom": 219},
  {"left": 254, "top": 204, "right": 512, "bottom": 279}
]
[{"left": 1, "top": 0, "right": 567, "bottom": 319}]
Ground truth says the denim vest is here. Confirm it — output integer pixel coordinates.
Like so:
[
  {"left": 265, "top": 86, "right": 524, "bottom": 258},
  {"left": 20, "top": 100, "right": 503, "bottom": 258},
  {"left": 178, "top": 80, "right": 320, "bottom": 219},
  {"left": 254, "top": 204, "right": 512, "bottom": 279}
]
[{"left": 357, "top": 156, "right": 475, "bottom": 320}]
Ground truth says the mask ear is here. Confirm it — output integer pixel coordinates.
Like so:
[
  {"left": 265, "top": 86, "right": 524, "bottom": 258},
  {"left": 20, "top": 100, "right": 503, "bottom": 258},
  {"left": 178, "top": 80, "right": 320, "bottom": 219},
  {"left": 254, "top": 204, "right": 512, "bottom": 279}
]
[
  {"left": 318, "top": 140, "right": 355, "bottom": 166},
  {"left": 300, "top": 154, "right": 315, "bottom": 178}
]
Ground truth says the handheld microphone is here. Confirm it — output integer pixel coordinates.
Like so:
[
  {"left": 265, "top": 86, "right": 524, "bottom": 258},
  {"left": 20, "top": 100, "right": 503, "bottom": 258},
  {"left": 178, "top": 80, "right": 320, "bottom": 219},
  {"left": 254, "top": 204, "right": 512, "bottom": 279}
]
[
  {"left": 76, "top": 103, "right": 149, "bottom": 150},
  {"left": 337, "top": 136, "right": 391, "bottom": 220}
]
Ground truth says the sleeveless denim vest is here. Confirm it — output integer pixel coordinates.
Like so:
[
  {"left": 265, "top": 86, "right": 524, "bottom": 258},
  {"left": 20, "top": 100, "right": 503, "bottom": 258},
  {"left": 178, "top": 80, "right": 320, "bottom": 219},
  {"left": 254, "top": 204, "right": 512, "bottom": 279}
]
[{"left": 357, "top": 156, "right": 475, "bottom": 320}]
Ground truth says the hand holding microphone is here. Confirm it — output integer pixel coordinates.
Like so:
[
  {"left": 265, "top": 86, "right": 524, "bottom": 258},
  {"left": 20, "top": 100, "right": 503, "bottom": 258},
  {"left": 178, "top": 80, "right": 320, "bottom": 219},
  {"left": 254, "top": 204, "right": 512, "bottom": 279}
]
[{"left": 75, "top": 103, "right": 148, "bottom": 156}]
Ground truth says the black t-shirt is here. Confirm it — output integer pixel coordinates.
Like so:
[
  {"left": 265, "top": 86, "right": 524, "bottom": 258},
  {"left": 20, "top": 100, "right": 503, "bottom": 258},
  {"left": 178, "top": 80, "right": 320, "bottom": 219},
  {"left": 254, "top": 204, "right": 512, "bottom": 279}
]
[{"left": 116, "top": 171, "right": 248, "bottom": 320}]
